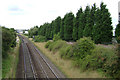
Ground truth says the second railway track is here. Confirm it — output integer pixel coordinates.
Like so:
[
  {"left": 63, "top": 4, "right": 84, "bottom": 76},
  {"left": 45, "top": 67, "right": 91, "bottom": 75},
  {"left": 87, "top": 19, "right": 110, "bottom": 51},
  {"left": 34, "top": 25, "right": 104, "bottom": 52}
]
[{"left": 17, "top": 35, "right": 65, "bottom": 79}]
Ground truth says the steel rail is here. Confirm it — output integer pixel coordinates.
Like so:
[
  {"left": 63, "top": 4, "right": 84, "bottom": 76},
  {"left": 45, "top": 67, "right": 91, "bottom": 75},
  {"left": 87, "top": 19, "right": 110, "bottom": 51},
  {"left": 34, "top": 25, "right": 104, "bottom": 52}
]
[
  {"left": 21, "top": 37, "right": 37, "bottom": 79},
  {"left": 33, "top": 45, "right": 59, "bottom": 79}
]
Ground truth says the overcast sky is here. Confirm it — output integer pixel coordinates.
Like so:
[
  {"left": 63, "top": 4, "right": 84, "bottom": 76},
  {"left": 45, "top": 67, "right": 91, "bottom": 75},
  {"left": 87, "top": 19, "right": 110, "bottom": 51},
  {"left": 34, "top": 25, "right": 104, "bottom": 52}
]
[{"left": 0, "top": 0, "right": 119, "bottom": 29}]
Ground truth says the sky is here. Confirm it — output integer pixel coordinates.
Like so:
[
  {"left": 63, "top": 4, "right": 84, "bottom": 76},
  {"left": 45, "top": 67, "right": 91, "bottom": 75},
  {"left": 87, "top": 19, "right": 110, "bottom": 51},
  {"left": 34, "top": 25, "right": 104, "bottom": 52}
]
[{"left": 0, "top": 0, "right": 119, "bottom": 30}]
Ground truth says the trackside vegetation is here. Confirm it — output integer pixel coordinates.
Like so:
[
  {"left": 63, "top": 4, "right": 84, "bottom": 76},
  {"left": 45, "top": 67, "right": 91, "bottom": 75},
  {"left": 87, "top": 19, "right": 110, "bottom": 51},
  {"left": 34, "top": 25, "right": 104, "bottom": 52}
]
[
  {"left": 2, "top": 27, "right": 19, "bottom": 78},
  {"left": 28, "top": 2, "right": 113, "bottom": 44},
  {"left": 115, "top": 23, "right": 120, "bottom": 43},
  {"left": 45, "top": 37, "right": 120, "bottom": 78}
]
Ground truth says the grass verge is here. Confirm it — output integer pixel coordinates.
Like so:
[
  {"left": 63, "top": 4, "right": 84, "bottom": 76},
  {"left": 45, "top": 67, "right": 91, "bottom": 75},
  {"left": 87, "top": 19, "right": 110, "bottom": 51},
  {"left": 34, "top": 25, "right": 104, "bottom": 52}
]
[{"left": 2, "top": 36, "right": 20, "bottom": 78}]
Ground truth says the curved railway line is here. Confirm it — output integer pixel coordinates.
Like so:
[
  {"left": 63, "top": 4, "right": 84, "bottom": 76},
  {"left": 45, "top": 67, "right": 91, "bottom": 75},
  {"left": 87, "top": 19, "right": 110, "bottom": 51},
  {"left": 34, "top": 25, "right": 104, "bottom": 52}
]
[{"left": 16, "top": 35, "right": 65, "bottom": 79}]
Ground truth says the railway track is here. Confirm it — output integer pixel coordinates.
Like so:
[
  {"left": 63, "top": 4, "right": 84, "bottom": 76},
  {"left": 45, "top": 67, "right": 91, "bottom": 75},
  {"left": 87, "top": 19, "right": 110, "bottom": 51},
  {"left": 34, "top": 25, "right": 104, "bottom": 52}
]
[{"left": 16, "top": 35, "right": 65, "bottom": 79}]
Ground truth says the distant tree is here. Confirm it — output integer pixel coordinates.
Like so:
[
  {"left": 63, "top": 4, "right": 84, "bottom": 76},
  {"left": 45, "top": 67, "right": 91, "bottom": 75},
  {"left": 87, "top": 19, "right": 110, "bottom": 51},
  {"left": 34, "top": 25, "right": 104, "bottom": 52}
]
[
  {"left": 115, "top": 23, "right": 120, "bottom": 43},
  {"left": 92, "top": 2, "right": 113, "bottom": 44},
  {"left": 78, "top": 7, "right": 85, "bottom": 39},
  {"left": 23, "top": 30, "right": 25, "bottom": 34},
  {"left": 73, "top": 7, "right": 83, "bottom": 41},
  {"left": 45, "top": 23, "right": 52, "bottom": 39},
  {"left": 53, "top": 16, "right": 61, "bottom": 35},
  {"left": 64, "top": 12, "right": 74, "bottom": 41},
  {"left": 83, "top": 6, "right": 92, "bottom": 37},
  {"left": 60, "top": 18, "right": 64, "bottom": 39},
  {"left": 2, "top": 27, "right": 16, "bottom": 58},
  {"left": 72, "top": 18, "right": 78, "bottom": 41},
  {"left": 28, "top": 26, "right": 39, "bottom": 38}
]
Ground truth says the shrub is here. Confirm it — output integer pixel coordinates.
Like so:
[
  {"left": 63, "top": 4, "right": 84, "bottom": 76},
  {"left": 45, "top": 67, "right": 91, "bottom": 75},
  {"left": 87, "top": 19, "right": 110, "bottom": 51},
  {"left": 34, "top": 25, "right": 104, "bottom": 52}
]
[
  {"left": 24, "top": 33, "right": 28, "bottom": 36},
  {"left": 52, "top": 40, "right": 66, "bottom": 52},
  {"left": 53, "top": 33, "right": 61, "bottom": 41},
  {"left": 2, "top": 27, "right": 16, "bottom": 58},
  {"left": 34, "top": 35, "right": 47, "bottom": 42},
  {"left": 73, "top": 37, "right": 95, "bottom": 59},
  {"left": 117, "top": 36, "right": 120, "bottom": 43},
  {"left": 59, "top": 44, "right": 72, "bottom": 58},
  {"left": 86, "top": 45, "right": 118, "bottom": 77},
  {"left": 45, "top": 41, "right": 53, "bottom": 48},
  {"left": 47, "top": 40, "right": 66, "bottom": 52}
]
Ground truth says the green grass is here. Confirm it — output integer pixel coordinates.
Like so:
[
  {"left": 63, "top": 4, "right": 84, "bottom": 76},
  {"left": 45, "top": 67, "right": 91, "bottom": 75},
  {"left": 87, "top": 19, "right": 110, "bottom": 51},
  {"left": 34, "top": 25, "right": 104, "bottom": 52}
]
[{"left": 2, "top": 36, "right": 20, "bottom": 78}]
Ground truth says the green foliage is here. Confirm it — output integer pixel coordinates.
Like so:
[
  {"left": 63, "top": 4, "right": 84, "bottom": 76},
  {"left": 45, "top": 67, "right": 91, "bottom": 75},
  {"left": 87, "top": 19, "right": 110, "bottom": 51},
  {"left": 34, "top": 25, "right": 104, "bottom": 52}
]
[
  {"left": 72, "top": 18, "right": 78, "bottom": 41},
  {"left": 47, "top": 40, "right": 66, "bottom": 52},
  {"left": 53, "top": 33, "right": 61, "bottom": 41},
  {"left": 28, "top": 26, "right": 38, "bottom": 38},
  {"left": 60, "top": 18, "right": 65, "bottom": 40},
  {"left": 23, "top": 30, "right": 25, "bottom": 34},
  {"left": 34, "top": 35, "right": 47, "bottom": 42},
  {"left": 78, "top": 7, "right": 85, "bottom": 39},
  {"left": 28, "top": 2, "right": 112, "bottom": 44},
  {"left": 53, "top": 16, "right": 61, "bottom": 35},
  {"left": 2, "top": 55, "right": 13, "bottom": 78},
  {"left": 45, "top": 37, "right": 120, "bottom": 78},
  {"left": 24, "top": 33, "right": 28, "bottom": 36},
  {"left": 59, "top": 44, "right": 73, "bottom": 58},
  {"left": 115, "top": 24, "right": 120, "bottom": 43},
  {"left": 64, "top": 12, "right": 74, "bottom": 41},
  {"left": 45, "top": 41, "right": 53, "bottom": 48},
  {"left": 92, "top": 2, "right": 113, "bottom": 44},
  {"left": 73, "top": 37, "right": 95, "bottom": 59},
  {"left": 45, "top": 23, "right": 53, "bottom": 39},
  {"left": 2, "top": 27, "right": 16, "bottom": 58}
]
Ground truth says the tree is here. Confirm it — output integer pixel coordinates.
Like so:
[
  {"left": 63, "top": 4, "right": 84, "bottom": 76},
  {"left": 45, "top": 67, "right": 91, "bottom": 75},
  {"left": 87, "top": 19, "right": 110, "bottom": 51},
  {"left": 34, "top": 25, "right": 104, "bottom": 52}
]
[
  {"left": 73, "top": 7, "right": 83, "bottom": 41},
  {"left": 28, "top": 26, "right": 38, "bottom": 38},
  {"left": 53, "top": 16, "right": 61, "bottom": 35},
  {"left": 92, "top": 2, "right": 113, "bottom": 44},
  {"left": 83, "top": 6, "right": 92, "bottom": 37},
  {"left": 23, "top": 30, "right": 25, "bottom": 34},
  {"left": 115, "top": 23, "right": 120, "bottom": 43},
  {"left": 78, "top": 7, "right": 85, "bottom": 39},
  {"left": 60, "top": 18, "right": 64, "bottom": 39},
  {"left": 64, "top": 12, "right": 74, "bottom": 41},
  {"left": 2, "top": 27, "right": 16, "bottom": 58},
  {"left": 72, "top": 18, "right": 78, "bottom": 41},
  {"left": 45, "top": 23, "right": 52, "bottom": 39}
]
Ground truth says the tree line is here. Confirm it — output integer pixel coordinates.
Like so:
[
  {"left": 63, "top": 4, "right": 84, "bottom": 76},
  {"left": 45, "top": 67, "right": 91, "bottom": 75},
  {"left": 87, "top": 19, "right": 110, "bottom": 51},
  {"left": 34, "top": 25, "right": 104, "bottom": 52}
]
[
  {"left": 2, "top": 27, "right": 16, "bottom": 58},
  {"left": 28, "top": 2, "right": 113, "bottom": 44}
]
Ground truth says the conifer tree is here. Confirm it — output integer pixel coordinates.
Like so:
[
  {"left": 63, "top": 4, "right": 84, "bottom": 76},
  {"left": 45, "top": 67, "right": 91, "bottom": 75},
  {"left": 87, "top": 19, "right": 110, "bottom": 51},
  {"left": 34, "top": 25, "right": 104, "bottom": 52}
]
[
  {"left": 92, "top": 2, "right": 113, "bottom": 44},
  {"left": 78, "top": 7, "right": 85, "bottom": 39},
  {"left": 53, "top": 16, "right": 61, "bottom": 35},
  {"left": 72, "top": 18, "right": 78, "bottom": 41},
  {"left": 60, "top": 18, "right": 65, "bottom": 39},
  {"left": 64, "top": 12, "right": 74, "bottom": 41},
  {"left": 83, "top": 6, "right": 92, "bottom": 37}
]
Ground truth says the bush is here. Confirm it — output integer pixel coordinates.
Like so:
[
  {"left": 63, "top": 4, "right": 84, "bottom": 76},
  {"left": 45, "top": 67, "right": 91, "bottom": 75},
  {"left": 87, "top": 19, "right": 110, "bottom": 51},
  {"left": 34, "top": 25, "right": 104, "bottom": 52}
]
[
  {"left": 47, "top": 40, "right": 66, "bottom": 52},
  {"left": 73, "top": 37, "right": 95, "bottom": 59},
  {"left": 53, "top": 33, "right": 61, "bottom": 41},
  {"left": 34, "top": 35, "right": 47, "bottom": 42},
  {"left": 52, "top": 40, "right": 66, "bottom": 52},
  {"left": 73, "top": 45, "right": 118, "bottom": 75},
  {"left": 45, "top": 41, "right": 53, "bottom": 48},
  {"left": 24, "top": 33, "right": 28, "bottom": 36},
  {"left": 117, "top": 36, "right": 120, "bottom": 43},
  {"left": 2, "top": 27, "right": 16, "bottom": 58},
  {"left": 59, "top": 44, "right": 72, "bottom": 58}
]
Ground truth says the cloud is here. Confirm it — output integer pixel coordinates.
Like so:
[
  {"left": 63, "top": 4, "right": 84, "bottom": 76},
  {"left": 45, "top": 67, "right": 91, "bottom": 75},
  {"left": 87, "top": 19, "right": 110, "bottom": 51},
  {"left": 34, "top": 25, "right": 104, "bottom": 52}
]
[
  {"left": 0, "top": 0, "right": 119, "bottom": 29},
  {"left": 8, "top": 5, "right": 25, "bottom": 15},
  {"left": 8, "top": 5, "right": 23, "bottom": 11}
]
